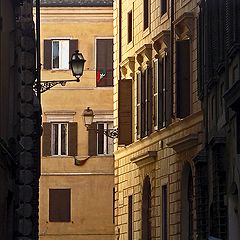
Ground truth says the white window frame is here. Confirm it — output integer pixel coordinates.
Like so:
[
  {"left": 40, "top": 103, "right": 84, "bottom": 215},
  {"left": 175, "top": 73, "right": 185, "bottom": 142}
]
[
  {"left": 51, "top": 122, "right": 68, "bottom": 156},
  {"left": 96, "top": 122, "right": 113, "bottom": 155},
  {"left": 52, "top": 40, "right": 69, "bottom": 70}
]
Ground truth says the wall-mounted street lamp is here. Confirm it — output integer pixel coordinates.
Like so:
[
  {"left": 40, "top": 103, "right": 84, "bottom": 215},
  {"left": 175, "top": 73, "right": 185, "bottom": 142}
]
[
  {"left": 35, "top": 50, "right": 86, "bottom": 93},
  {"left": 83, "top": 107, "right": 118, "bottom": 139}
]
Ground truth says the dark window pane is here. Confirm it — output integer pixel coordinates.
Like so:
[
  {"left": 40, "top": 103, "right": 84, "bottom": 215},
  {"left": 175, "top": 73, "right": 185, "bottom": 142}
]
[
  {"left": 144, "top": 0, "right": 149, "bottom": 30},
  {"left": 96, "top": 39, "right": 113, "bottom": 87},
  {"left": 52, "top": 41, "right": 59, "bottom": 69},
  {"left": 161, "top": 0, "right": 167, "bottom": 16},
  {"left": 162, "top": 185, "right": 168, "bottom": 240},
  {"left": 128, "top": 11, "right": 133, "bottom": 43},
  {"left": 61, "top": 124, "right": 67, "bottom": 155},
  {"left": 128, "top": 195, "right": 133, "bottom": 240},
  {"left": 97, "top": 123, "right": 104, "bottom": 154},
  {"left": 53, "top": 124, "right": 58, "bottom": 155}
]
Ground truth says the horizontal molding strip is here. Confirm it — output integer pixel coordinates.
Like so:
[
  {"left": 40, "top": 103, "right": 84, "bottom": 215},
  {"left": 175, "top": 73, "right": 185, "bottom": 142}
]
[{"left": 41, "top": 172, "right": 114, "bottom": 176}]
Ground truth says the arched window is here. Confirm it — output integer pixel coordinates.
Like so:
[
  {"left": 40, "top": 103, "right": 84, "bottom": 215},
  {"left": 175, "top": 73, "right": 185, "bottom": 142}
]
[
  {"left": 181, "top": 163, "right": 194, "bottom": 240},
  {"left": 142, "top": 175, "right": 151, "bottom": 240}
]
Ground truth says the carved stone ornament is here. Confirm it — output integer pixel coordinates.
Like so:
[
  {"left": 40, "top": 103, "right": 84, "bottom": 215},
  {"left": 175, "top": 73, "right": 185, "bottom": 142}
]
[
  {"left": 135, "top": 44, "right": 152, "bottom": 68},
  {"left": 120, "top": 56, "right": 135, "bottom": 79},
  {"left": 173, "top": 12, "right": 195, "bottom": 39},
  {"left": 152, "top": 30, "right": 170, "bottom": 56}
]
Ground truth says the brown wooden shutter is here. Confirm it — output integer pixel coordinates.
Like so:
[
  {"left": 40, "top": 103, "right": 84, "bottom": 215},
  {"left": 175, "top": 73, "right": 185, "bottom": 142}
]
[
  {"left": 44, "top": 40, "right": 52, "bottom": 69},
  {"left": 158, "top": 59, "right": 164, "bottom": 129},
  {"left": 96, "top": 39, "right": 113, "bottom": 87},
  {"left": 165, "top": 54, "right": 171, "bottom": 126},
  {"left": 118, "top": 79, "right": 132, "bottom": 145},
  {"left": 176, "top": 40, "right": 190, "bottom": 118},
  {"left": 42, "top": 122, "right": 51, "bottom": 156},
  {"left": 49, "top": 189, "right": 71, "bottom": 222},
  {"left": 88, "top": 122, "right": 97, "bottom": 156},
  {"left": 68, "top": 122, "right": 77, "bottom": 156},
  {"left": 141, "top": 70, "right": 146, "bottom": 138},
  {"left": 147, "top": 68, "right": 152, "bottom": 135},
  {"left": 69, "top": 39, "right": 78, "bottom": 64}
]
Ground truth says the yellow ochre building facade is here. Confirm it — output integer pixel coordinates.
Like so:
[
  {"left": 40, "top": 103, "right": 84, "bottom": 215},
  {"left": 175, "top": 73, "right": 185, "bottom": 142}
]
[{"left": 35, "top": 0, "right": 115, "bottom": 239}]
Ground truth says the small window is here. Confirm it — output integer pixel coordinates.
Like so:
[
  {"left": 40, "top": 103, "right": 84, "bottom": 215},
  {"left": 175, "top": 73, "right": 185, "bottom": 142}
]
[
  {"left": 143, "top": 0, "right": 149, "bottom": 30},
  {"left": 52, "top": 123, "right": 68, "bottom": 156},
  {"left": 52, "top": 40, "right": 69, "bottom": 70},
  {"left": 49, "top": 189, "right": 71, "bottom": 222},
  {"left": 161, "top": 0, "right": 167, "bottom": 16},
  {"left": 128, "top": 11, "right": 133, "bottom": 43},
  {"left": 162, "top": 185, "right": 168, "bottom": 240}
]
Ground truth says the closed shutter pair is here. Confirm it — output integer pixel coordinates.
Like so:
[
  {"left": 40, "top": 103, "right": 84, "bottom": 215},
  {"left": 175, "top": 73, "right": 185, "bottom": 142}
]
[
  {"left": 43, "top": 39, "right": 78, "bottom": 70},
  {"left": 42, "top": 122, "right": 77, "bottom": 156}
]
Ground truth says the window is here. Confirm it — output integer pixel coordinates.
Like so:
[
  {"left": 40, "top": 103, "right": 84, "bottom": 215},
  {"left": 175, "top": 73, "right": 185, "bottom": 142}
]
[
  {"left": 52, "top": 40, "right": 69, "bottom": 69},
  {"left": 42, "top": 122, "right": 77, "bottom": 157},
  {"left": 52, "top": 123, "right": 68, "bottom": 156},
  {"left": 136, "top": 68, "right": 152, "bottom": 139},
  {"left": 88, "top": 122, "right": 113, "bottom": 156},
  {"left": 176, "top": 40, "right": 191, "bottom": 118},
  {"left": 49, "top": 189, "right": 71, "bottom": 222},
  {"left": 128, "top": 11, "right": 133, "bottom": 43},
  {"left": 143, "top": 0, "right": 149, "bottom": 30},
  {"left": 153, "top": 60, "right": 159, "bottom": 129},
  {"left": 153, "top": 54, "right": 171, "bottom": 130},
  {"left": 161, "top": 0, "right": 167, "bottom": 16},
  {"left": 136, "top": 72, "right": 141, "bottom": 139},
  {"left": 43, "top": 39, "right": 78, "bottom": 70},
  {"left": 96, "top": 39, "right": 113, "bottom": 87},
  {"left": 142, "top": 176, "right": 151, "bottom": 240},
  {"left": 128, "top": 195, "right": 133, "bottom": 240},
  {"left": 97, "top": 123, "right": 113, "bottom": 155},
  {"left": 162, "top": 185, "right": 168, "bottom": 240}
]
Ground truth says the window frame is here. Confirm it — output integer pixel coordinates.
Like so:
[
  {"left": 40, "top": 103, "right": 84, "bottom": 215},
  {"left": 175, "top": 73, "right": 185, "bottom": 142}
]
[
  {"left": 153, "top": 59, "right": 159, "bottom": 130},
  {"left": 128, "top": 10, "right": 133, "bottom": 44},
  {"left": 51, "top": 122, "right": 68, "bottom": 156},
  {"left": 96, "top": 122, "right": 113, "bottom": 155},
  {"left": 161, "top": 0, "right": 168, "bottom": 17},
  {"left": 143, "top": 0, "right": 149, "bottom": 31},
  {"left": 95, "top": 37, "right": 114, "bottom": 87},
  {"left": 51, "top": 39, "right": 70, "bottom": 70}
]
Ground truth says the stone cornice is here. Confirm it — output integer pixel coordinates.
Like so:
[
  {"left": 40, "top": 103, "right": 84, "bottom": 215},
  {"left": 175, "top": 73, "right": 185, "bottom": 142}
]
[
  {"left": 131, "top": 151, "right": 157, "bottom": 168},
  {"left": 173, "top": 12, "right": 195, "bottom": 39},
  {"left": 135, "top": 44, "right": 152, "bottom": 67},
  {"left": 167, "top": 133, "right": 199, "bottom": 152},
  {"left": 120, "top": 57, "right": 135, "bottom": 79},
  {"left": 152, "top": 30, "right": 170, "bottom": 56}
]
